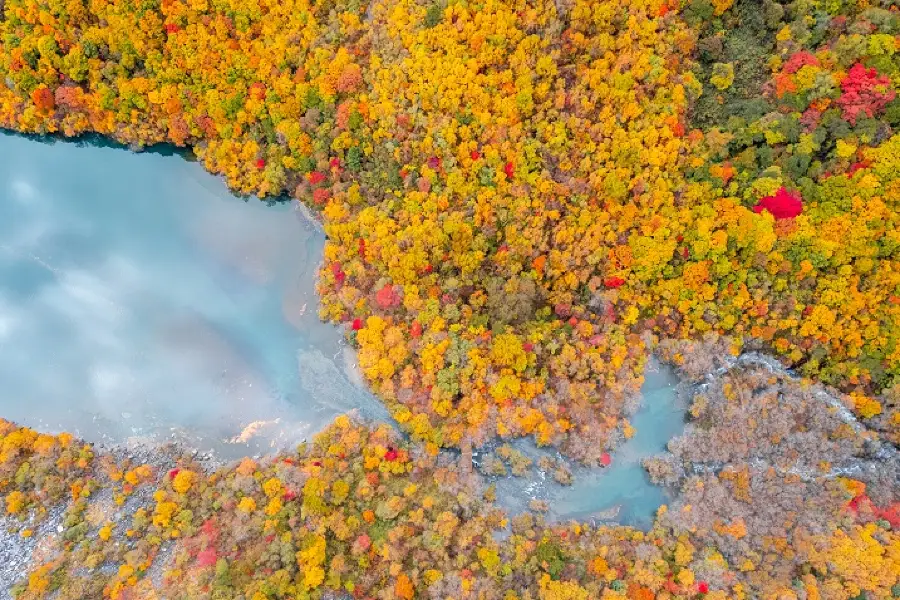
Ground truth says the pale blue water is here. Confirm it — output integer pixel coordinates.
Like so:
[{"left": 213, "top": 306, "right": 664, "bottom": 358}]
[
  {"left": 489, "top": 360, "right": 686, "bottom": 526},
  {"left": 0, "top": 131, "right": 685, "bottom": 523},
  {"left": 550, "top": 362, "right": 684, "bottom": 524},
  {"left": 0, "top": 132, "right": 387, "bottom": 457}
]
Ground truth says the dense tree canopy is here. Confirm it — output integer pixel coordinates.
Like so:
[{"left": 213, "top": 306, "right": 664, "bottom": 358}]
[{"left": 1, "top": 0, "right": 899, "bottom": 597}]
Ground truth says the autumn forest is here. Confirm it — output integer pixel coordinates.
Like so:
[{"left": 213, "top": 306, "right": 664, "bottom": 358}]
[{"left": 0, "top": 0, "right": 899, "bottom": 597}]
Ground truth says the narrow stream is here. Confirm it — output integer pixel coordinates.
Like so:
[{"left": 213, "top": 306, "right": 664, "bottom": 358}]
[
  {"left": 487, "top": 361, "right": 685, "bottom": 526},
  {"left": 0, "top": 131, "right": 686, "bottom": 522}
]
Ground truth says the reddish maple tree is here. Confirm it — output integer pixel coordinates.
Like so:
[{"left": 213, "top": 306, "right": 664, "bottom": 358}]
[
  {"left": 837, "top": 63, "right": 896, "bottom": 125},
  {"left": 753, "top": 187, "right": 803, "bottom": 219}
]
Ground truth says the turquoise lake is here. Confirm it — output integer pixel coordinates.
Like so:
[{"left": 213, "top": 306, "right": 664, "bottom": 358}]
[
  {"left": 0, "top": 132, "right": 388, "bottom": 457},
  {"left": 0, "top": 131, "right": 685, "bottom": 522}
]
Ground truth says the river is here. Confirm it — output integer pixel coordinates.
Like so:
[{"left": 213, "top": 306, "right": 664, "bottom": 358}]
[
  {"left": 487, "top": 361, "right": 685, "bottom": 526},
  {"left": 0, "top": 131, "right": 686, "bottom": 523}
]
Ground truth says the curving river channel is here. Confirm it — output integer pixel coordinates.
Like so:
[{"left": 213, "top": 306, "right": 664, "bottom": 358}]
[{"left": 0, "top": 131, "right": 686, "bottom": 524}]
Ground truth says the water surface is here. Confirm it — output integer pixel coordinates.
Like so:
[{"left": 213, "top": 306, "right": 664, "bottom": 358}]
[{"left": 0, "top": 132, "right": 387, "bottom": 457}]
